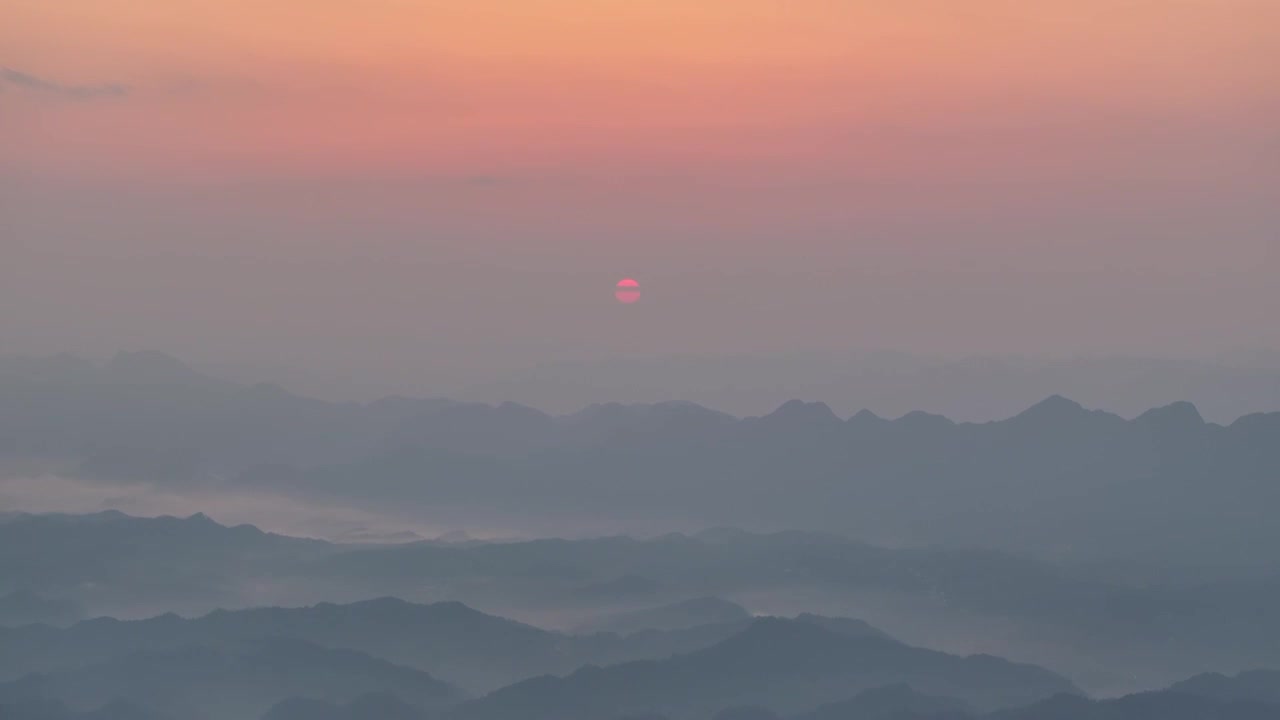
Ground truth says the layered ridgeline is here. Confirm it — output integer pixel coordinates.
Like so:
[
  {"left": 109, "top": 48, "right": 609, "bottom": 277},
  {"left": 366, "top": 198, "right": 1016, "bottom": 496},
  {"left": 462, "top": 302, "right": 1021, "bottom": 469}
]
[
  {"left": 0, "top": 637, "right": 463, "bottom": 719},
  {"left": 3, "top": 512, "right": 1280, "bottom": 695},
  {"left": 0, "top": 587, "right": 1080, "bottom": 720},
  {"left": 0, "top": 595, "right": 829, "bottom": 694},
  {"left": 2, "top": 352, "right": 1279, "bottom": 568},
  {"left": 447, "top": 617, "right": 1075, "bottom": 719},
  {"left": 0, "top": 591, "right": 1276, "bottom": 720}
]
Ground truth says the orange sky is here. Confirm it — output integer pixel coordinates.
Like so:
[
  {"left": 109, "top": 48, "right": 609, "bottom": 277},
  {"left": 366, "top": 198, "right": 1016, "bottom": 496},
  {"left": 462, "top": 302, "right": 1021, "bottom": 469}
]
[
  {"left": 3, "top": 1, "right": 1278, "bottom": 386},
  {"left": 5, "top": 0, "right": 1277, "bottom": 181}
]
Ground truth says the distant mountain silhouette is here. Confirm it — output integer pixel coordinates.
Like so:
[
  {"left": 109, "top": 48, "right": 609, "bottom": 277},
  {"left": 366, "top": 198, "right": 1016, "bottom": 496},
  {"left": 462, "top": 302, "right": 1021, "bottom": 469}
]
[
  {"left": 453, "top": 352, "right": 1280, "bottom": 424},
  {"left": 4, "top": 352, "right": 1280, "bottom": 719},
  {"left": 4, "top": 352, "right": 1279, "bottom": 569}
]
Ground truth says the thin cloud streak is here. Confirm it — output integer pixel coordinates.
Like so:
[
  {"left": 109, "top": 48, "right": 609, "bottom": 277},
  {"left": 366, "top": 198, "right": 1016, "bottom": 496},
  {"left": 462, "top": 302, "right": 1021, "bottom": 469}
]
[{"left": 2, "top": 67, "right": 128, "bottom": 100}]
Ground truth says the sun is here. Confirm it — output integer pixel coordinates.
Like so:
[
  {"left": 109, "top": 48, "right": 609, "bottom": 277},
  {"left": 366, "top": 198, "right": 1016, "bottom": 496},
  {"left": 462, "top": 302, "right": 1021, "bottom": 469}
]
[{"left": 615, "top": 278, "right": 641, "bottom": 304}]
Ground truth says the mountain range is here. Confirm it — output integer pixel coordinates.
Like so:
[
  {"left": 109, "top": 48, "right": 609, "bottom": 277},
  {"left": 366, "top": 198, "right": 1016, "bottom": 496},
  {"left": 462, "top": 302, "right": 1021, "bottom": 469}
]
[
  {"left": 0, "top": 592, "right": 905, "bottom": 697},
  {"left": 3, "top": 352, "right": 1278, "bottom": 570},
  {"left": 0, "top": 599, "right": 1080, "bottom": 720},
  {"left": 4, "top": 510, "right": 1280, "bottom": 695},
  {"left": 1, "top": 637, "right": 462, "bottom": 720}
]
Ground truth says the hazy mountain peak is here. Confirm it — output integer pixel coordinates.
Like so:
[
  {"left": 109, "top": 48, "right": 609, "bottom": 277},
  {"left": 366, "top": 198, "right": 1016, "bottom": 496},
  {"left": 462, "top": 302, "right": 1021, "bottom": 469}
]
[
  {"left": 1170, "top": 669, "right": 1280, "bottom": 703},
  {"left": 761, "top": 400, "right": 840, "bottom": 425},
  {"left": 1136, "top": 400, "right": 1205, "bottom": 430},
  {"left": 1229, "top": 411, "right": 1280, "bottom": 432},
  {"left": 1016, "top": 394, "right": 1086, "bottom": 420},
  {"left": 893, "top": 410, "right": 955, "bottom": 429},
  {"left": 793, "top": 613, "right": 894, "bottom": 642},
  {"left": 847, "top": 408, "right": 888, "bottom": 426},
  {"left": 342, "top": 596, "right": 415, "bottom": 612}
]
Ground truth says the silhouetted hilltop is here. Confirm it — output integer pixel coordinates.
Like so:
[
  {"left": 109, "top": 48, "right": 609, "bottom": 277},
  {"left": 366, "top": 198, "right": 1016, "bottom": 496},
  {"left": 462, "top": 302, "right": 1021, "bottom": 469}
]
[
  {"left": 791, "top": 613, "right": 894, "bottom": 643},
  {"left": 1169, "top": 670, "right": 1280, "bottom": 705}
]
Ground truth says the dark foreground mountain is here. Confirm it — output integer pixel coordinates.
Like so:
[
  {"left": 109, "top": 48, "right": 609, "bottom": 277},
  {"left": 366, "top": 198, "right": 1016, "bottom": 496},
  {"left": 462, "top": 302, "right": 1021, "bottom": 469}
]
[
  {"left": 0, "top": 605, "right": 1075, "bottom": 720},
  {"left": 0, "top": 637, "right": 462, "bottom": 720},
  {"left": 0, "top": 510, "right": 327, "bottom": 616},
  {"left": 0, "top": 595, "right": 892, "bottom": 695},
  {"left": 7, "top": 511, "right": 1280, "bottom": 695},
  {"left": 447, "top": 617, "right": 1077, "bottom": 720}
]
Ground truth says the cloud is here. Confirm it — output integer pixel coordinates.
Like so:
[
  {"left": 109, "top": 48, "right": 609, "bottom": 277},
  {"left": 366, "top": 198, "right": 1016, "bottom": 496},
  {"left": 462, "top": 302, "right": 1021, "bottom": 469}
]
[
  {"left": 2, "top": 67, "right": 128, "bottom": 100},
  {"left": 0, "top": 472, "right": 455, "bottom": 544}
]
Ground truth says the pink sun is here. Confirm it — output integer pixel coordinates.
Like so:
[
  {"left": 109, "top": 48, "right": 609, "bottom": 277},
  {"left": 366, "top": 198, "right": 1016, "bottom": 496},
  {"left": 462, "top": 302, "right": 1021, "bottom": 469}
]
[{"left": 615, "top": 278, "right": 641, "bottom": 304}]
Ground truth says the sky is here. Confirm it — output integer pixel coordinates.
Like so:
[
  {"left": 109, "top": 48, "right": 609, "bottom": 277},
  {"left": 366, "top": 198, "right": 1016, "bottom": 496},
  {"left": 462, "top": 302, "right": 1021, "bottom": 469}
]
[{"left": 2, "top": 0, "right": 1278, "bottom": 401}]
